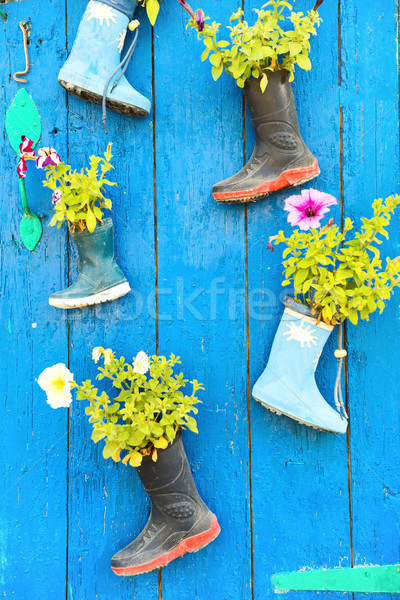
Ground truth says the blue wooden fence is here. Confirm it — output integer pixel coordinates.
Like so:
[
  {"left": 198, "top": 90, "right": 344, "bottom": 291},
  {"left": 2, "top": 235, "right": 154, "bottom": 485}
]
[{"left": 0, "top": 1, "right": 399, "bottom": 599}]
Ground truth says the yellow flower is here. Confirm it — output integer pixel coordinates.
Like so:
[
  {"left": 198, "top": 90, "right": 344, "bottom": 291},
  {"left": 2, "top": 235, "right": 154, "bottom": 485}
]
[{"left": 37, "top": 363, "right": 74, "bottom": 409}]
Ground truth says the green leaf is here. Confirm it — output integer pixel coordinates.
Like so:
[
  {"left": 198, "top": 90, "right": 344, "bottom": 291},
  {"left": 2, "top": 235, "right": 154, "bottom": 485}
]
[
  {"left": 211, "top": 63, "right": 224, "bottom": 81},
  {"left": 288, "top": 41, "right": 302, "bottom": 56},
  {"left": 294, "top": 269, "right": 309, "bottom": 287},
  {"left": 201, "top": 48, "right": 211, "bottom": 62},
  {"left": 19, "top": 214, "right": 42, "bottom": 252},
  {"left": 92, "top": 430, "right": 106, "bottom": 443},
  {"left": 260, "top": 74, "right": 268, "bottom": 93},
  {"left": 209, "top": 53, "right": 222, "bottom": 67},
  {"left": 296, "top": 53, "right": 312, "bottom": 70},
  {"left": 6, "top": 89, "right": 42, "bottom": 154},
  {"left": 86, "top": 208, "right": 96, "bottom": 232},
  {"left": 103, "top": 441, "right": 120, "bottom": 459},
  {"left": 128, "top": 429, "right": 146, "bottom": 446}
]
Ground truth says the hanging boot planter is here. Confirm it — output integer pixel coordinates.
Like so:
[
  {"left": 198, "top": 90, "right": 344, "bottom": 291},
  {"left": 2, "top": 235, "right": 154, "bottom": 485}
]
[
  {"left": 49, "top": 217, "right": 130, "bottom": 309},
  {"left": 37, "top": 351, "right": 220, "bottom": 575},
  {"left": 253, "top": 295, "right": 348, "bottom": 433},
  {"left": 58, "top": 0, "right": 151, "bottom": 129},
  {"left": 111, "top": 429, "right": 220, "bottom": 576},
  {"left": 19, "top": 141, "right": 130, "bottom": 308},
  {"left": 253, "top": 191, "right": 400, "bottom": 432},
  {"left": 212, "top": 72, "right": 320, "bottom": 203},
  {"left": 187, "top": 0, "right": 323, "bottom": 203}
]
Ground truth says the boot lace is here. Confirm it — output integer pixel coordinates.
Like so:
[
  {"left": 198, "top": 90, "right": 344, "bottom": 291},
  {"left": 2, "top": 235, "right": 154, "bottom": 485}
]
[
  {"left": 102, "top": 27, "right": 139, "bottom": 133},
  {"left": 333, "top": 323, "right": 348, "bottom": 419}
]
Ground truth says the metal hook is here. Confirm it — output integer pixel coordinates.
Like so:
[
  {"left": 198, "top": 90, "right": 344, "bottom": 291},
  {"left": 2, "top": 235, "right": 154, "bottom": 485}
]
[{"left": 13, "top": 21, "right": 30, "bottom": 83}]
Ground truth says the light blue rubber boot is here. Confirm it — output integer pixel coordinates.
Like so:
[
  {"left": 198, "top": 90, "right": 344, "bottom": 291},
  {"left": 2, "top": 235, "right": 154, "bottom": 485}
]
[
  {"left": 49, "top": 218, "right": 130, "bottom": 309},
  {"left": 252, "top": 296, "right": 348, "bottom": 434},
  {"left": 58, "top": 0, "right": 150, "bottom": 119}
]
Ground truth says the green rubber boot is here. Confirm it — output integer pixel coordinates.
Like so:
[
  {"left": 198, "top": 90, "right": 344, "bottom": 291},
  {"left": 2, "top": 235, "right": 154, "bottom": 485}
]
[{"left": 49, "top": 218, "right": 130, "bottom": 309}]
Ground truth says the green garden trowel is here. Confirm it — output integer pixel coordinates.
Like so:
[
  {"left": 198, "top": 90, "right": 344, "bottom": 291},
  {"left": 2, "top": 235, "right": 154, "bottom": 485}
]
[
  {"left": 272, "top": 563, "right": 400, "bottom": 594},
  {"left": 6, "top": 89, "right": 42, "bottom": 251}
]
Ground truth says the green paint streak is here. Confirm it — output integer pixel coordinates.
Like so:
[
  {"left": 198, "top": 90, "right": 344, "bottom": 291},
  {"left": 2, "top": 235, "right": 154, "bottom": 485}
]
[
  {"left": 69, "top": 584, "right": 73, "bottom": 600},
  {"left": 7, "top": 320, "right": 11, "bottom": 335},
  {"left": 0, "top": 10, "right": 7, "bottom": 20},
  {"left": 272, "top": 564, "right": 400, "bottom": 594}
]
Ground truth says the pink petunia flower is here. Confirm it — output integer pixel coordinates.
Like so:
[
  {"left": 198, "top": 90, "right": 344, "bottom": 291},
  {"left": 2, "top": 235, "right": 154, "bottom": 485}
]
[
  {"left": 284, "top": 188, "right": 337, "bottom": 231},
  {"left": 52, "top": 190, "right": 62, "bottom": 205},
  {"left": 36, "top": 147, "right": 61, "bottom": 169},
  {"left": 17, "top": 137, "right": 36, "bottom": 179}
]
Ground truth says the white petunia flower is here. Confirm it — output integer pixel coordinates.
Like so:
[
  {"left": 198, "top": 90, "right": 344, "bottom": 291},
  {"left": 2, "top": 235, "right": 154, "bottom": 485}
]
[
  {"left": 104, "top": 348, "right": 114, "bottom": 365},
  {"left": 92, "top": 346, "right": 102, "bottom": 363},
  {"left": 133, "top": 351, "right": 150, "bottom": 375},
  {"left": 37, "top": 363, "right": 74, "bottom": 409}
]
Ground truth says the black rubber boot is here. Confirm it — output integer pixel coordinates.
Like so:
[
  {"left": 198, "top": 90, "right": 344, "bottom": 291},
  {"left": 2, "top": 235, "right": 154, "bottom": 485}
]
[
  {"left": 212, "top": 71, "right": 320, "bottom": 203},
  {"left": 111, "top": 431, "right": 220, "bottom": 576}
]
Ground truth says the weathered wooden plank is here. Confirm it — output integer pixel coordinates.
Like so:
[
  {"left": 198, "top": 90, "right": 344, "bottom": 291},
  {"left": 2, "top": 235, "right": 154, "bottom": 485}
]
[
  {"left": 340, "top": 4, "right": 400, "bottom": 600},
  {"left": 0, "top": 1, "right": 68, "bottom": 597},
  {"left": 246, "top": 2, "right": 353, "bottom": 599},
  {"left": 64, "top": 1, "right": 158, "bottom": 598},
  {"left": 153, "top": 1, "right": 252, "bottom": 598}
]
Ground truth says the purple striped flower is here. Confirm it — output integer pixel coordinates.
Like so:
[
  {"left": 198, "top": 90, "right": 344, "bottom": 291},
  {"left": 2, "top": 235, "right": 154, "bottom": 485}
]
[
  {"left": 195, "top": 9, "right": 204, "bottom": 31},
  {"left": 36, "top": 147, "right": 61, "bottom": 169}
]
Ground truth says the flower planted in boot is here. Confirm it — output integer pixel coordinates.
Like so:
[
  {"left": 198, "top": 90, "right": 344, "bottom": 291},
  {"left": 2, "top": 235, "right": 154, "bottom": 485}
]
[
  {"left": 49, "top": 218, "right": 130, "bottom": 309},
  {"left": 49, "top": 351, "right": 220, "bottom": 574},
  {"left": 212, "top": 72, "right": 319, "bottom": 203},
  {"left": 253, "top": 296, "right": 347, "bottom": 433},
  {"left": 36, "top": 143, "right": 130, "bottom": 308},
  {"left": 58, "top": 0, "right": 150, "bottom": 123},
  {"left": 258, "top": 194, "right": 400, "bottom": 431},
  {"left": 111, "top": 430, "right": 220, "bottom": 576},
  {"left": 187, "top": 1, "right": 323, "bottom": 203}
]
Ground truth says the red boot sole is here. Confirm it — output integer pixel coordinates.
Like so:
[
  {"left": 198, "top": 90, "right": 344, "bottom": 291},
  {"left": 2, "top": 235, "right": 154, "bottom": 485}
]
[
  {"left": 111, "top": 515, "right": 221, "bottom": 576},
  {"left": 213, "top": 158, "right": 320, "bottom": 203}
]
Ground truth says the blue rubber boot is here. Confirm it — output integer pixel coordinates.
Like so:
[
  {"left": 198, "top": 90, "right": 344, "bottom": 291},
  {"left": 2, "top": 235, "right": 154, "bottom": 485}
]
[
  {"left": 49, "top": 218, "right": 130, "bottom": 309},
  {"left": 58, "top": 0, "right": 150, "bottom": 119},
  {"left": 252, "top": 296, "right": 348, "bottom": 434}
]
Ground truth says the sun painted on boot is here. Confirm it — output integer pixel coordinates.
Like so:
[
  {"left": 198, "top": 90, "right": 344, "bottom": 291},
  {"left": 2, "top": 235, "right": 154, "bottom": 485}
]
[
  {"left": 313, "top": 350, "right": 322, "bottom": 371},
  {"left": 283, "top": 321, "right": 318, "bottom": 349},
  {"left": 116, "top": 30, "right": 127, "bottom": 52},
  {"left": 86, "top": 1, "right": 117, "bottom": 27}
]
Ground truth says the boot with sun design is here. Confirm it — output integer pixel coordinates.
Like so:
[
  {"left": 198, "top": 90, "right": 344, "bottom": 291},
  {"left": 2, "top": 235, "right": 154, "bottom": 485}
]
[
  {"left": 58, "top": 0, "right": 150, "bottom": 118},
  {"left": 252, "top": 296, "right": 348, "bottom": 433}
]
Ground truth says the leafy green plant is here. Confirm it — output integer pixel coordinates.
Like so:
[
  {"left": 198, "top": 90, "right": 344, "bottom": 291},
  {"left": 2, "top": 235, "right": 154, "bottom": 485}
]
[
  {"left": 188, "top": 0, "right": 321, "bottom": 91},
  {"left": 73, "top": 349, "right": 203, "bottom": 467},
  {"left": 43, "top": 143, "right": 116, "bottom": 233},
  {"left": 273, "top": 195, "right": 400, "bottom": 325}
]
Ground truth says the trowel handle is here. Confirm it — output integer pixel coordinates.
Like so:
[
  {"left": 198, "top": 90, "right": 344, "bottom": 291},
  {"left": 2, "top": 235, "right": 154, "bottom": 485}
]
[{"left": 18, "top": 177, "right": 32, "bottom": 216}]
